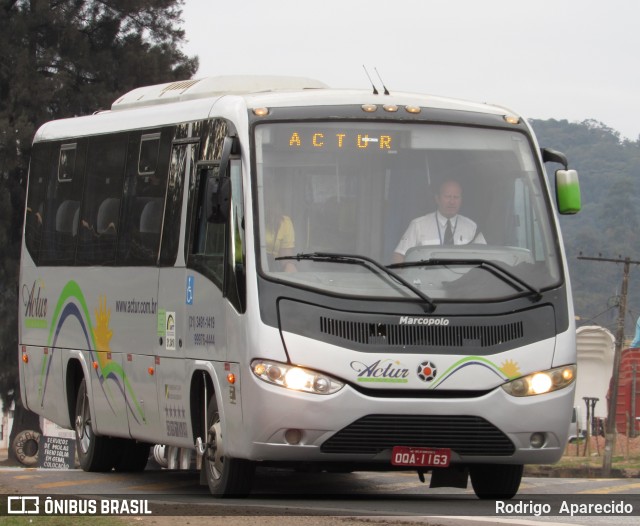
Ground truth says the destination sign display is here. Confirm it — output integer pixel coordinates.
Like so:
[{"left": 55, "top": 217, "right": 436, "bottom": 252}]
[{"left": 286, "top": 130, "right": 394, "bottom": 151}]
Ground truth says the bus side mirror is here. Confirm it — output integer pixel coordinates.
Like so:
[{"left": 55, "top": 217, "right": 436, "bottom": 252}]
[
  {"left": 541, "top": 148, "right": 581, "bottom": 215},
  {"left": 555, "top": 169, "right": 581, "bottom": 215}
]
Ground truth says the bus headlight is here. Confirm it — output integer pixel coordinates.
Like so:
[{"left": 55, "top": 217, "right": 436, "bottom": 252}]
[
  {"left": 251, "top": 359, "right": 344, "bottom": 395},
  {"left": 501, "top": 365, "right": 576, "bottom": 397}
]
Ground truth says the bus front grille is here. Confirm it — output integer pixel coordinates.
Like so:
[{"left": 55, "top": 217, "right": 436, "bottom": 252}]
[
  {"left": 319, "top": 317, "right": 524, "bottom": 348},
  {"left": 320, "top": 414, "right": 515, "bottom": 456}
]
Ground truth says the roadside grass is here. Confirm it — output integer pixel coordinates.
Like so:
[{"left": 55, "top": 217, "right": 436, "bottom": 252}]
[
  {"left": 526, "top": 434, "right": 640, "bottom": 476},
  {"left": 558, "top": 455, "right": 640, "bottom": 469},
  {"left": 556, "top": 452, "right": 640, "bottom": 471}
]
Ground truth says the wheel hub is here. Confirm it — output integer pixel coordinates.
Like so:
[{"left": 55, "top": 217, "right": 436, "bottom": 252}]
[
  {"left": 206, "top": 420, "right": 224, "bottom": 480},
  {"left": 75, "top": 397, "right": 91, "bottom": 453}
]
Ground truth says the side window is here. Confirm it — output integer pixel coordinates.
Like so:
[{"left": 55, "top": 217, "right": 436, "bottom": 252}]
[
  {"left": 39, "top": 141, "right": 87, "bottom": 265},
  {"left": 513, "top": 179, "right": 545, "bottom": 260},
  {"left": 118, "top": 130, "right": 171, "bottom": 265},
  {"left": 76, "top": 134, "right": 127, "bottom": 265},
  {"left": 159, "top": 143, "right": 192, "bottom": 265},
  {"left": 186, "top": 135, "right": 245, "bottom": 310},
  {"left": 190, "top": 165, "right": 226, "bottom": 286},
  {"left": 138, "top": 133, "right": 161, "bottom": 175},
  {"left": 227, "top": 159, "right": 246, "bottom": 311},
  {"left": 24, "top": 143, "right": 54, "bottom": 264},
  {"left": 186, "top": 119, "right": 245, "bottom": 309},
  {"left": 186, "top": 118, "right": 228, "bottom": 281},
  {"left": 58, "top": 144, "right": 76, "bottom": 182}
]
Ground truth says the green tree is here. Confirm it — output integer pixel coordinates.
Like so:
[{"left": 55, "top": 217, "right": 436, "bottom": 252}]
[{"left": 0, "top": 0, "right": 197, "bottom": 460}]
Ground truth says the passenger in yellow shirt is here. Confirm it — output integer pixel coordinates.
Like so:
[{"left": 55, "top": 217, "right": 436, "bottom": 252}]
[{"left": 265, "top": 206, "right": 297, "bottom": 272}]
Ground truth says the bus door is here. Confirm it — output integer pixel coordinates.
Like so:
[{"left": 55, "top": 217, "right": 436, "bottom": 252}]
[
  {"left": 183, "top": 134, "right": 246, "bottom": 366},
  {"left": 154, "top": 141, "right": 201, "bottom": 447},
  {"left": 178, "top": 143, "right": 246, "bottom": 447}
]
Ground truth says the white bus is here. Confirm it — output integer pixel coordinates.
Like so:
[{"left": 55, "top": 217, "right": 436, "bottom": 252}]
[{"left": 19, "top": 76, "right": 581, "bottom": 499}]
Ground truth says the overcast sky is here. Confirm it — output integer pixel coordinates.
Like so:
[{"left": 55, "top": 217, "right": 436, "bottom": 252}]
[{"left": 181, "top": 0, "right": 639, "bottom": 140}]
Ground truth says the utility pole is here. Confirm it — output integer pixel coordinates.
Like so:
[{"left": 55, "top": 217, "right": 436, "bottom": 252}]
[
  {"left": 577, "top": 255, "right": 639, "bottom": 476},
  {"left": 582, "top": 397, "right": 599, "bottom": 457}
]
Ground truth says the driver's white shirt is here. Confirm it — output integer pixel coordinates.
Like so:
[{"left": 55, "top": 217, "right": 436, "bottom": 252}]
[{"left": 394, "top": 212, "right": 485, "bottom": 256}]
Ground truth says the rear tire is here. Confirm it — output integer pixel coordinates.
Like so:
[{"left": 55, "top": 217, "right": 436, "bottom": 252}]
[
  {"left": 74, "top": 378, "right": 117, "bottom": 472},
  {"left": 469, "top": 463, "right": 523, "bottom": 499},
  {"left": 202, "top": 393, "right": 255, "bottom": 497}
]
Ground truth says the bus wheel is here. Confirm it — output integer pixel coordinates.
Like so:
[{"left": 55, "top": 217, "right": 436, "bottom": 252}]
[
  {"left": 113, "top": 440, "right": 151, "bottom": 472},
  {"left": 469, "top": 463, "right": 523, "bottom": 499},
  {"left": 202, "top": 394, "right": 255, "bottom": 497},
  {"left": 74, "top": 378, "right": 116, "bottom": 472}
]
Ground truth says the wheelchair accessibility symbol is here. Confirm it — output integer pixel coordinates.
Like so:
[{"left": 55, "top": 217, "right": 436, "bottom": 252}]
[{"left": 186, "top": 275, "right": 194, "bottom": 305}]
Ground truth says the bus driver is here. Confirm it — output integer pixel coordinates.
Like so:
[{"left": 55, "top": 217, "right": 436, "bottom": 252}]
[{"left": 392, "top": 179, "right": 485, "bottom": 263}]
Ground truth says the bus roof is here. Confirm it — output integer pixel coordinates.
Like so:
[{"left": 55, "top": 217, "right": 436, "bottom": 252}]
[
  {"left": 110, "top": 76, "right": 330, "bottom": 110},
  {"left": 111, "top": 75, "right": 510, "bottom": 116},
  {"left": 33, "top": 76, "right": 518, "bottom": 142}
]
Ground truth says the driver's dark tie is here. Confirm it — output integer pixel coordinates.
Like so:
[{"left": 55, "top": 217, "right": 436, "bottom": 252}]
[{"left": 443, "top": 219, "right": 453, "bottom": 245}]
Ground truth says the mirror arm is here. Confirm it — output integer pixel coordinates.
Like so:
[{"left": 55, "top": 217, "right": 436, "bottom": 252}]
[{"left": 541, "top": 148, "right": 568, "bottom": 169}]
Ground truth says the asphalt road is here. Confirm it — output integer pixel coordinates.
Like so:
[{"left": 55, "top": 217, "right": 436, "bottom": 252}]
[{"left": 1, "top": 465, "right": 639, "bottom": 525}]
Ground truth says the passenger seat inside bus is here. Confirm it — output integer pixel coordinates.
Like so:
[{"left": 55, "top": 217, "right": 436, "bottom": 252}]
[
  {"left": 97, "top": 197, "right": 120, "bottom": 235},
  {"left": 55, "top": 200, "right": 80, "bottom": 258},
  {"left": 72, "top": 196, "right": 121, "bottom": 263},
  {"left": 56, "top": 200, "right": 80, "bottom": 237},
  {"left": 139, "top": 198, "right": 163, "bottom": 252}
]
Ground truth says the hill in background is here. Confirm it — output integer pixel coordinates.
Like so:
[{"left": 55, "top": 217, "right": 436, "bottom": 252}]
[{"left": 531, "top": 119, "right": 640, "bottom": 336}]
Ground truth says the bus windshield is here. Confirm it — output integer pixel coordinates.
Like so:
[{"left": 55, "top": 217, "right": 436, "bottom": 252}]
[{"left": 255, "top": 121, "right": 561, "bottom": 301}]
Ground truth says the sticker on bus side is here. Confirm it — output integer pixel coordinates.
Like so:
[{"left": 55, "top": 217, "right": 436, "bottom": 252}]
[
  {"left": 157, "top": 309, "right": 166, "bottom": 336},
  {"left": 165, "top": 311, "right": 176, "bottom": 350}
]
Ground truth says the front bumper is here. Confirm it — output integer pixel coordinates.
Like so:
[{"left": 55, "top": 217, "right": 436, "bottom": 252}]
[{"left": 227, "top": 372, "right": 574, "bottom": 466}]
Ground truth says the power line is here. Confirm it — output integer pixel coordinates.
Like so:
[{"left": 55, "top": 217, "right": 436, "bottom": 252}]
[
  {"left": 580, "top": 305, "right": 618, "bottom": 325},
  {"left": 577, "top": 254, "right": 640, "bottom": 477}
]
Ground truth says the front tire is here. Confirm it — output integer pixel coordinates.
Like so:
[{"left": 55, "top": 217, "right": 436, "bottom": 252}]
[
  {"left": 202, "top": 393, "right": 255, "bottom": 497},
  {"left": 74, "top": 378, "right": 117, "bottom": 472},
  {"left": 469, "top": 463, "right": 523, "bottom": 499}
]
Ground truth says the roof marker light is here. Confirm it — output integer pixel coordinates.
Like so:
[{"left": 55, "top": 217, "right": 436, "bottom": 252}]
[
  {"left": 504, "top": 114, "right": 520, "bottom": 125},
  {"left": 405, "top": 105, "right": 421, "bottom": 114},
  {"left": 253, "top": 107, "right": 270, "bottom": 117},
  {"left": 361, "top": 104, "right": 377, "bottom": 113},
  {"left": 383, "top": 104, "right": 399, "bottom": 112}
]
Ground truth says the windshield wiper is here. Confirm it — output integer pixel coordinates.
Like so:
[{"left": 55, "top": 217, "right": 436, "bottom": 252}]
[
  {"left": 388, "top": 258, "right": 542, "bottom": 301},
  {"left": 276, "top": 252, "right": 436, "bottom": 312}
]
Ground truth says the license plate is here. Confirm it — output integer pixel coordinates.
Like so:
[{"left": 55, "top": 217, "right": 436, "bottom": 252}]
[{"left": 391, "top": 446, "right": 451, "bottom": 467}]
